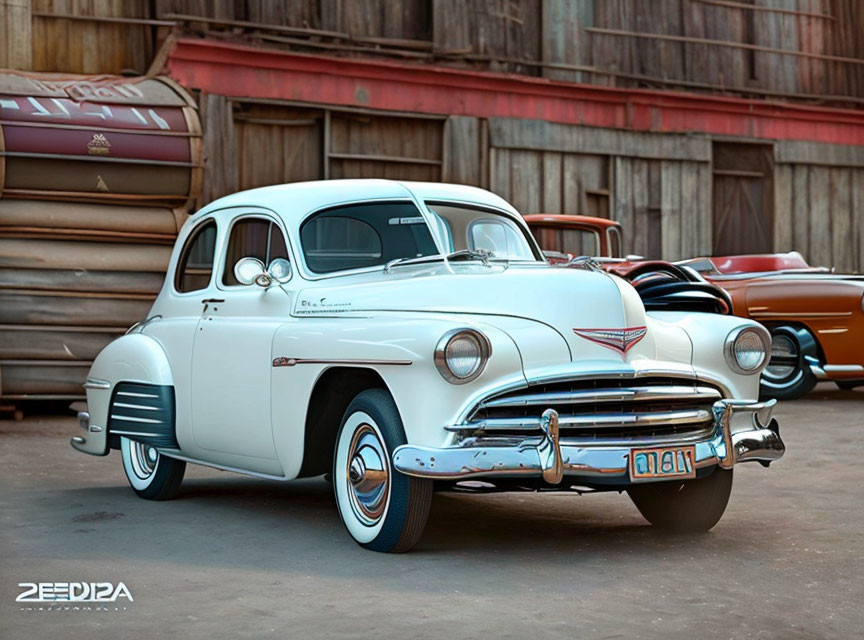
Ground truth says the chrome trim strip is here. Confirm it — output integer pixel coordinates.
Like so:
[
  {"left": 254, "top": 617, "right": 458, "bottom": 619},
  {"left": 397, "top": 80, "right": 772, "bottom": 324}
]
[
  {"left": 111, "top": 429, "right": 162, "bottom": 437},
  {"left": 112, "top": 401, "right": 160, "bottom": 411},
  {"left": 83, "top": 378, "right": 111, "bottom": 390},
  {"left": 109, "top": 414, "right": 162, "bottom": 424},
  {"left": 273, "top": 357, "right": 412, "bottom": 367},
  {"left": 449, "top": 408, "right": 713, "bottom": 431},
  {"left": 116, "top": 390, "right": 160, "bottom": 399},
  {"left": 479, "top": 385, "right": 722, "bottom": 409},
  {"left": 824, "top": 364, "right": 864, "bottom": 374},
  {"left": 160, "top": 452, "right": 290, "bottom": 481}
]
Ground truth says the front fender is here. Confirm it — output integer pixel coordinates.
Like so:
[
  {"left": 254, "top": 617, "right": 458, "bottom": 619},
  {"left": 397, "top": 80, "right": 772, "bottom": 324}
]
[
  {"left": 72, "top": 333, "right": 173, "bottom": 456},
  {"left": 270, "top": 314, "right": 526, "bottom": 476}
]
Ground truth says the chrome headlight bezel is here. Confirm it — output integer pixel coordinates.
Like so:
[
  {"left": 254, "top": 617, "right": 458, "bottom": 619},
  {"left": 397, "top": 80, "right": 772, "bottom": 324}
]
[
  {"left": 724, "top": 325, "right": 771, "bottom": 375},
  {"left": 434, "top": 329, "right": 492, "bottom": 384}
]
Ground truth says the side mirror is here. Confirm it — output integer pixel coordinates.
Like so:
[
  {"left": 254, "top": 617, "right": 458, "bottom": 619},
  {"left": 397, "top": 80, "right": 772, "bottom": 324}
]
[
  {"left": 234, "top": 257, "right": 271, "bottom": 287},
  {"left": 267, "top": 258, "right": 292, "bottom": 283}
]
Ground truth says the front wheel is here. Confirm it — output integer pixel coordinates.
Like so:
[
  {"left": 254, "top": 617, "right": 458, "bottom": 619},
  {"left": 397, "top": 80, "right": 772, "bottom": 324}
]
[
  {"left": 627, "top": 468, "right": 733, "bottom": 533},
  {"left": 333, "top": 389, "right": 433, "bottom": 553},
  {"left": 120, "top": 437, "right": 186, "bottom": 500}
]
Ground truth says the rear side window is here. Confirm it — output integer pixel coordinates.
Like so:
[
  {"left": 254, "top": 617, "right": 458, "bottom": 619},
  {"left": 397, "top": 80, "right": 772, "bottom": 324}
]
[
  {"left": 175, "top": 220, "right": 217, "bottom": 293},
  {"left": 300, "top": 202, "right": 437, "bottom": 274},
  {"left": 222, "top": 217, "right": 290, "bottom": 285}
]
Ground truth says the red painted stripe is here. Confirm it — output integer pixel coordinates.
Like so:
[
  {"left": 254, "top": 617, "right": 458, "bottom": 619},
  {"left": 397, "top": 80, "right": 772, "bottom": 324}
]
[{"left": 165, "top": 38, "right": 864, "bottom": 146}]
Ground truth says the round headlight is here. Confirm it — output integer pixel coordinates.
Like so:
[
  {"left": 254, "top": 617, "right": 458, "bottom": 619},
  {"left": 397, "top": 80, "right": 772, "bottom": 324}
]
[
  {"left": 435, "top": 329, "right": 491, "bottom": 384},
  {"left": 725, "top": 326, "right": 769, "bottom": 374}
]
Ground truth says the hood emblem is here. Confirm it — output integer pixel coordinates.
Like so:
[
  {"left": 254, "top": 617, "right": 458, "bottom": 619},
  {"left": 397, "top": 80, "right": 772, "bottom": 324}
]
[{"left": 573, "top": 326, "right": 647, "bottom": 354}]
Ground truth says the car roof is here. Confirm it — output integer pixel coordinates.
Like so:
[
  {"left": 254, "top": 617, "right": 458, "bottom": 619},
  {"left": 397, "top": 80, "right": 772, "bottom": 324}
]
[
  {"left": 194, "top": 179, "right": 520, "bottom": 221},
  {"left": 523, "top": 214, "right": 621, "bottom": 229}
]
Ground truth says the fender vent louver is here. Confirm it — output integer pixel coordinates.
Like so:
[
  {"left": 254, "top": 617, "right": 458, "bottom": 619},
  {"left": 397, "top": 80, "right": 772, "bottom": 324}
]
[{"left": 107, "top": 382, "right": 177, "bottom": 448}]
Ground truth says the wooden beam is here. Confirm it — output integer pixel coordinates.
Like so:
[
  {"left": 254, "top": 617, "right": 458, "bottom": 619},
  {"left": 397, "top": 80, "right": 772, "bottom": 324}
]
[
  {"left": 690, "top": 0, "right": 836, "bottom": 21},
  {"left": 585, "top": 27, "right": 864, "bottom": 66}
]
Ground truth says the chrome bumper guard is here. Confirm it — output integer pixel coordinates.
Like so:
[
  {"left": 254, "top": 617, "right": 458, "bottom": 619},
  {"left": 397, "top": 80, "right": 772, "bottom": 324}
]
[{"left": 393, "top": 399, "right": 784, "bottom": 484}]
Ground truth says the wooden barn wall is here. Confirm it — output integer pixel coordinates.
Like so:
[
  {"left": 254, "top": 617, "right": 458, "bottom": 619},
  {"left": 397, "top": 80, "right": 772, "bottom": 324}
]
[
  {"left": 487, "top": 118, "right": 713, "bottom": 261},
  {"left": 4, "top": 1, "right": 864, "bottom": 102},
  {"left": 774, "top": 141, "right": 864, "bottom": 272},
  {"left": 199, "top": 95, "right": 445, "bottom": 203}
]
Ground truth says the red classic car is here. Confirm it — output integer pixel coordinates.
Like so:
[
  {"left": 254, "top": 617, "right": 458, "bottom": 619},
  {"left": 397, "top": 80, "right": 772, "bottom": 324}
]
[{"left": 525, "top": 214, "right": 864, "bottom": 400}]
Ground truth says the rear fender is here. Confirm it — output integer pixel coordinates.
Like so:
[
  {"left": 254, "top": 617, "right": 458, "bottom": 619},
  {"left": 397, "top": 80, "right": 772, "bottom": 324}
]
[{"left": 72, "top": 333, "right": 174, "bottom": 456}]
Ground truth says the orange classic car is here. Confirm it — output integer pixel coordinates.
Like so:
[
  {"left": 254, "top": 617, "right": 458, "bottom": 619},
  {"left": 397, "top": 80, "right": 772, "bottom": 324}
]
[{"left": 525, "top": 214, "right": 864, "bottom": 400}]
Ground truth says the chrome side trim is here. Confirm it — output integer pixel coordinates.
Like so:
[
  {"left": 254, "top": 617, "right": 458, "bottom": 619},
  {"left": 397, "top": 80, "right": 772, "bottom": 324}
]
[
  {"left": 111, "top": 429, "right": 162, "bottom": 438},
  {"left": 824, "top": 364, "right": 864, "bottom": 374},
  {"left": 113, "top": 401, "right": 160, "bottom": 412},
  {"left": 116, "top": 390, "right": 160, "bottom": 399},
  {"left": 273, "top": 357, "right": 412, "bottom": 367},
  {"left": 109, "top": 414, "right": 162, "bottom": 425},
  {"left": 83, "top": 378, "right": 111, "bottom": 390},
  {"left": 448, "top": 408, "right": 712, "bottom": 431},
  {"left": 160, "top": 452, "right": 290, "bottom": 481},
  {"left": 479, "top": 385, "right": 722, "bottom": 409}
]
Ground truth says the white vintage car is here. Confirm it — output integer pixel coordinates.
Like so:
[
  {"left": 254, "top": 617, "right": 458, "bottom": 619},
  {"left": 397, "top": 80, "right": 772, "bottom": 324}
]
[{"left": 72, "top": 180, "right": 785, "bottom": 552}]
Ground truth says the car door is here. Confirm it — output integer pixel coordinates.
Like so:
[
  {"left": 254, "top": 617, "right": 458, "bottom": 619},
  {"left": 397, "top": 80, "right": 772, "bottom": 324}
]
[{"left": 190, "top": 212, "right": 293, "bottom": 469}]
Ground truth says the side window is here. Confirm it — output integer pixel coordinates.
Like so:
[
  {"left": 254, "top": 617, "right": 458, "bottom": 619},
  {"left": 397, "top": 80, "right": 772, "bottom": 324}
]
[
  {"left": 222, "top": 217, "right": 290, "bottom": 286},
  {"left": 175, "top": 220, "right": 217, "bottom": 293}
]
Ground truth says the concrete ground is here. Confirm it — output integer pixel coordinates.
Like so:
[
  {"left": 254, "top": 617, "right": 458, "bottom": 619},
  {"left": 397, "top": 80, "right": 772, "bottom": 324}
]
[{"left": 1, "top": 383, "right": 862, "bottom": 640}]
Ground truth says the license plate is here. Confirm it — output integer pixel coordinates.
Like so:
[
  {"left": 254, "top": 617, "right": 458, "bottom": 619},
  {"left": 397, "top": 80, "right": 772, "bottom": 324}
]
[{"left": 630, "top": 445, "right": 696, "bottom": 482}]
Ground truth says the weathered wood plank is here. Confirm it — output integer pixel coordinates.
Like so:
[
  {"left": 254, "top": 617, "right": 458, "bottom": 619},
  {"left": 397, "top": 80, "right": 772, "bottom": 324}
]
[
  {"left": 829, "top": 167, "right": 853, "bottom": 271},
  {"left": 541, "top": 152, "right": 562, "bottom": 213},
  {"left": 613, "top": 157, "right": 633, "bottom": 255},
  {"left": 509, "top": 150, "right": 542, "bottom": 215},
  {"left": 807, "top": 166, "right": 832, "bottom": 266},
  {"left": 791, "top": 164, "right": 810, "bottom": 259},
  {"left": 488, "top": 119, "right": 712, "bottom": 162},
  {"left": 442, "top": 116, "right": 482, "bottom": 186},
  {"left": 680, "top": 161, "right": 701, "bottom": 259},
  {"left": 661, "top": 161, "right": 683, "bottom": 260},
  {"left": 775, "top": 141, "right": 864, "bottom": 167},
  {"left": 773, "top": 162, "right": 794, "bottom": 251}
]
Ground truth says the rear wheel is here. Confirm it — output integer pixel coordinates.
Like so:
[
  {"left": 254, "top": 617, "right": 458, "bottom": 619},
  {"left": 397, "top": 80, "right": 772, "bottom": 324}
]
[
  {"left": 627, "top": 468, "right": 733, "bottom": 533},
  {"left": 120, "top": 437, "right": 186, "bottom": 500},
  {"left": 332, "top": 389, "right": 433, "bottom": 553},
  {"left": 759, "top": 326, "right": 818, "bottom": 400}
]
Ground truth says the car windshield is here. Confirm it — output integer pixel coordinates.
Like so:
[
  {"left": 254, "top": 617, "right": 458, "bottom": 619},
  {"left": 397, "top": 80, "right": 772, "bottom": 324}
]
[
  {"left": 532, "top": 226, "right": 601, "bottom": 257},
  {"left": 300, "top": 201, "right": 439, "bottom": 274},
  {"left": 424, "top": 202, "right": 539, "bottom": 262}
]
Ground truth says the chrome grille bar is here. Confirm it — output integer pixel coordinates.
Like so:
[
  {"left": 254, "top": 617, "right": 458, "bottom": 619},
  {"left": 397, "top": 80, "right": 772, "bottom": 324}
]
[
  {"left": 478, "top": 385, "right": 721, "bottom": 409},
  {"left": 448, "top": 408, "right": 713, "bottom": 431}
]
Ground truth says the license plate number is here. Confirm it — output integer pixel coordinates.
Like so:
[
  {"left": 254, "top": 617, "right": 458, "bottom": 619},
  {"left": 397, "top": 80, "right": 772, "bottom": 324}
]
[{"left": 630, "top": 446, "right": 696, "bottom": 482}]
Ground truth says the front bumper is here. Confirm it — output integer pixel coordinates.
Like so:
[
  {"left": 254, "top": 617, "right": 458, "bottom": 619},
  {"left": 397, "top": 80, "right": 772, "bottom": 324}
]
[{"left": 393, "top": 399, "right": 784, "bottom": 484}]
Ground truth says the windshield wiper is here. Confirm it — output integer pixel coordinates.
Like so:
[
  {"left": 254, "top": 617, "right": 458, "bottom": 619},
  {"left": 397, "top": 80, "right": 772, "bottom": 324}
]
[
  {"left": 382, "top": 254, "right": 446, "bottom": 274},
  {"left": 383, "top": 248, "right": 499, "bottom": 274},
  {"left": 445, "top": 248, "right": 496, "bottom": 266}
]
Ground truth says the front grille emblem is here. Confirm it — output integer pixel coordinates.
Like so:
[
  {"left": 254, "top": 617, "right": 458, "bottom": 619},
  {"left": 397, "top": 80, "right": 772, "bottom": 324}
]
[{"left": 573, "top": 326, "right": 647, "bottom": 354}]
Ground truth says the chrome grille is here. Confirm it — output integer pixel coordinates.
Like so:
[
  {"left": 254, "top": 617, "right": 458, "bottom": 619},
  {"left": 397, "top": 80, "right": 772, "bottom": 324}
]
[{"left": 453, "top": 377, "right": 721, "bottom": 442}]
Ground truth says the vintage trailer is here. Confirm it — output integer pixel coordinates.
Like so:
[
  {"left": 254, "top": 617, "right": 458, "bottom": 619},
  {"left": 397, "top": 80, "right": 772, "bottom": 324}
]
[
  {"left": 72, "top": 180, "right": 784, "bottom": 552},
  {"left": 525, "top": 213, "right": 864, "bottom": 400}
]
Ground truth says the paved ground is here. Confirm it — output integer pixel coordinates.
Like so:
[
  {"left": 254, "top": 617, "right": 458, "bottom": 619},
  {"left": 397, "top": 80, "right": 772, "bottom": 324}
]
[{"left": 1, "top": 383, "right": 862, "bottom": 640}]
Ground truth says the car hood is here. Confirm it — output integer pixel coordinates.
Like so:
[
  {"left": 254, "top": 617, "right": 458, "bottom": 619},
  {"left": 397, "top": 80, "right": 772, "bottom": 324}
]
[{"left": 294, "top": 264, "right": 652, "bottom": 359}]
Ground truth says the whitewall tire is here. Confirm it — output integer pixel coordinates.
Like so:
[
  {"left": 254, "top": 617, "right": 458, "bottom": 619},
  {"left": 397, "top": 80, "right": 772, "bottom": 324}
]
[
  {"left": 120, "top": 437, "right": 186, "bottom": 500},
  {"left": 333, "top": 389, "right": 433, "bottom": 553}
]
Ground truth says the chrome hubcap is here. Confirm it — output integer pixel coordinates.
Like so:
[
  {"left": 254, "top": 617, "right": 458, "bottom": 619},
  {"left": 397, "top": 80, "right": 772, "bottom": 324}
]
[
  {"left": 764, "top": 334, "right": 799, "bottom": 381},
  {"left": 129, "top": 441, "right": 158, "bottom": 480},
  {"left": 345, "top": 424, "right": 389, "bottom": 526}
]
